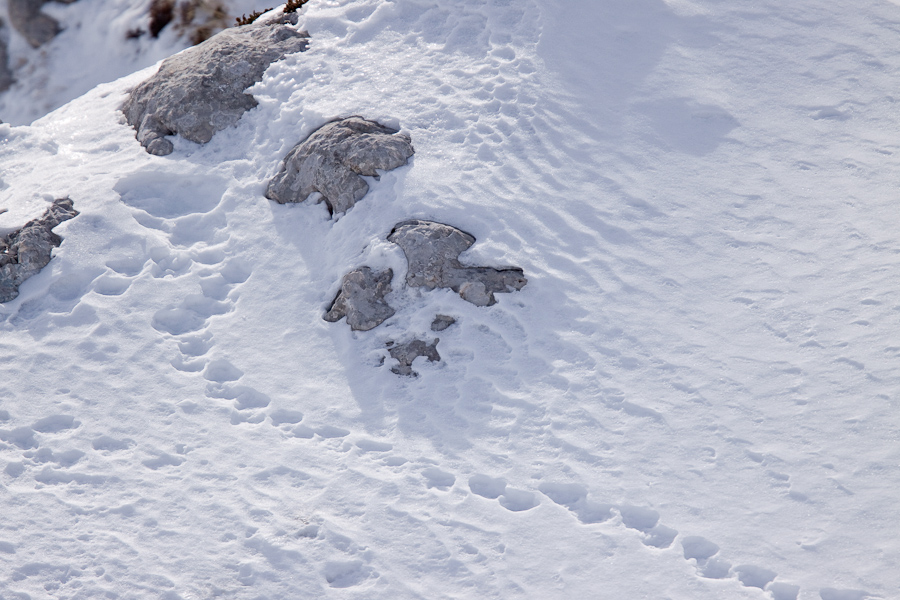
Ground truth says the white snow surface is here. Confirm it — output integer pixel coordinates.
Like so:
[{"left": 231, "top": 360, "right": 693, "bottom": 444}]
[{"left": 1, "top": 0, "right": 899, "bottom": 598}]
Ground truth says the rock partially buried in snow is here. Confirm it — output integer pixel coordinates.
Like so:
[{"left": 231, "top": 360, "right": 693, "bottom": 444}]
[
  {"left": 323, "top": 267, "right": 395, "bottom": 331},
  {"left": 430, "top": 314, "right": 456, "bottom": 331},
  {"left": 265, "top": 117, "right": 414, "bottom": 215},
  {"left": 388, "top": 220, "right": 527, "bottom": 306},
  {"left": 387, "top": 338, "right": 440, "bottom": 376},
  {"left": 8, "top": 0, "right": 78, "bottom": 49},
  {"left": 122, "top": 14, "right": 309, "bottom": 156},
  {"left": 0, "top": 197, "right": 78, "bottom": 302}
]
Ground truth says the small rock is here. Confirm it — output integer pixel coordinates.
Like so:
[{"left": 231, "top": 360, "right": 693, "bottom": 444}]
[
  {"left": 430, "top": 314, "right": 456, "bottom": 331},
  {"left": 388, "top": 220, "right": 527, "bottom": 306},
  {"left": 266, "top": 117, "right": 414, "bottom": 216},
  {"left": 0, "top": 197, "right": 78, "bottom": 303},
  {"left": 388, "top": 338, "right": 440, "bottom": 376},
  {"left": 323, "top": 267, "right": 395, "bottom": 331},
  {"left": 122, "top": 14, "right": 309, "bottom": 155},
  {"left": 8, "top": 0, "right": 78, "bottom": 49}
]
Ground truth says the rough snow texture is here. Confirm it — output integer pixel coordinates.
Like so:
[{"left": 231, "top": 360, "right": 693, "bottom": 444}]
[
  {"left": 0, "top": 197, "right": 77, "bottom": 302},
  {"left": 265, "top": 117, "right": 414, "bottom": 215},
  {"left": 7, "top": 0, "right": 78, "bottom": 48},
  {"left": 323, "top": 266, "right": 395, "bottom": 331},
  {"left": 387, "top": 338, "right": 440, "bottom": 376},
  {"left": 430, "top": 314, "right": 456, "bottom": 331},
  {"left": 388, "top": 220, "right": 527, "bottom": 306},
  {"left": 122, "top": 14, "right": 309, "bottom": 155}
]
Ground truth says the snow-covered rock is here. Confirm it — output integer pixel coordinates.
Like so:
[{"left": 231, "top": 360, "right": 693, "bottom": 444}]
[
  {"left": 386, "top": 337, "right": 440, "bottom": 376},
  {"left": 266, "top": 116, "right": 414, "bottom": 215},
  {"left": 388, "top": 219, "right": 527, "bottom": 306},
  {"left": 323, "top": 266, "right": 394, "bottom": 331},
  {"left": 0, "top": 197, "right": 77, "bottom": 301},
  {"left": 122, "top": 12, "right": 309, "bottom": 155}
]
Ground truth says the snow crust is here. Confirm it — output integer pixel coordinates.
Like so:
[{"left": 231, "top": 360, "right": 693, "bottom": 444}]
[{"left": 1, "top": 0, "right": 899, "bottom": 598}]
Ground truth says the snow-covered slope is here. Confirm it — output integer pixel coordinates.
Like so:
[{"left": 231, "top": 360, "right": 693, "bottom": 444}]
[{"left": 1, "top": 0, "right": 899, "bottom": 598}]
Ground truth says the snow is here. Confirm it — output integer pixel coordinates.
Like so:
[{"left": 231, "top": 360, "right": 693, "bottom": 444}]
[{"left": 1, "top": 0, "right": 899, "bottom": 598}]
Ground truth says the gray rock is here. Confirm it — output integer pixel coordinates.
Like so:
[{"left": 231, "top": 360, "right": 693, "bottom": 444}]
[
  {"left": 387, "top": 338, "right": 440, "bottom": 376},
  {"left": 7, "top": 0, "right": 78, "bottom": 49},
  {"left": 0, "top": 21, "right": 13, "bottom": 93},
  {"left": 388, "top": 220, "right": 527, "bottom": 306},
  {"left": 122, "top": 14, "right": 309, "bottom": 156},
  {"left": 0, "top": 197, "right": 78, "bottom": 302},
  {"left": 430, "top": 314, "right": 456, "bottom": 331},
  {"left": 323, "top": 267, "right": 395, "bottom": 331},
  {"left": 265, "top": 117, "right": 414, "bottom": 215}
]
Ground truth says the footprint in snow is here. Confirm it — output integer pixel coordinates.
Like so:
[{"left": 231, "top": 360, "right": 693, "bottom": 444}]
[{"left": 469, "top": 474, "right": 539, "bottom": 512}]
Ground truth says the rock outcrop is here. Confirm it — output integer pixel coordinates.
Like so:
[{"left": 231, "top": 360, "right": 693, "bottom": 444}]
[
  {"left": 122, "top": 13, "right": 309, "bottom": 156},
  {"left": 387, "top": 338, "right": 440, "bottom": 376},
  {"left": 388, "top": 220, "right": 527, "bottom": 306},
  {"left": 0, "top": 197, "right": 78, "bottom": 302},
  {"left": 7, "top": 0, "right": 78, "bottom": 48},
  {"left": 323, "top": 267, "right": 395, "bottom": 331},
  {"left": 266, "top": 117, "right": 414, "bottom": 216}
]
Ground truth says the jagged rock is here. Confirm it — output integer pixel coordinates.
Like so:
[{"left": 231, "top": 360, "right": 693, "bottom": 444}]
[
  {"left": 323, "top": 267, "right": 395, "bottom": 331},
  {"left": 122, "top": 14, "right": 309, "bottom": 156},
  {"left": 0, "top": 197, "right": 78, "bottom": 302},
  {"left": 387, "top": 338, "right": 440, "bottom": 376},
  {"left": 388, "top": 220, "right": 527, "bottom": 306},
  {"left": 265, "top": 117, "right": 414, "bottom": 215},
  {"left": 7, "top": 0, "right": 78, "bottom": 49},
  {"left": 430, "top": 314, "right": 456, "bottom": 331},
  {"left": 0, "top": 21, "right": 13, "bottom": 93}
]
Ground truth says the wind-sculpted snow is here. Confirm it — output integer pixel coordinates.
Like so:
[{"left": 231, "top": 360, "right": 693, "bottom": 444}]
[
  {"left": 388, "top": 220, "right": 527, "bottom": 306},
  {"left": 1, "top": 0, "right": 899, "bottom": 598},
  {"left": 323, "top": 266, "right": 395, "bottom": 331},
  {"left": 122, "top": 13, "right": 309, "bottom": 155},
  {"left": 0, "top": 197, "right": 77, "bottom": 302},
  {"left": 266, "top": 117, "right": 414, "bottom": 216},
  {"left": 7, "top": 0, "right": 78, "bottom": 48}
]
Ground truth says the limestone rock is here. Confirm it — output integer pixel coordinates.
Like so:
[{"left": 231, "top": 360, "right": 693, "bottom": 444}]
[
  {"left": 8, "top": 0, "right": 78, "bottom": 48},
  {"left": 122, "top": 14, "right": 309, "bottom": 156},
  {"left": 387, "top": 338, "right": 440, "bottom": 376},
  {"left": 323, "top": 267, "right": 395, "bottom": 331},
  {"left": 430, "top": 314, "right": 456, "bottom": 332},
  {"left": 388, "top": 220, "right": 527, "bottom": 306},
  {"left": 0, "top": 197, "right": 78, "bottom": 302},
  {"left": 265, "top": 117, "right": 414, "bottom": 215}
]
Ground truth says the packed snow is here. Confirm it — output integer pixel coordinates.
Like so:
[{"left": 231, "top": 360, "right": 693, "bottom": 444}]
[{"left": 1, "top": 0, "right": 899, "bottom": 598}]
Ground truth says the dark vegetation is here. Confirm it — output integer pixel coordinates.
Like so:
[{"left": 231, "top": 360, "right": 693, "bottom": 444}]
[
  {"left": 148, "top": 0, "right": 174, "bottom": 38},
  {"left": 145, "top": 0, "right": 228, "bottom": 44},
  {"left": 235, "top": 8, "right": 272, "bottom": 26},
  {"left": 236, "top": 0, "right": 309, "bottom": 26},
  {"left": 283, "top": 0, "right": 309, "bottom": 14}
]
